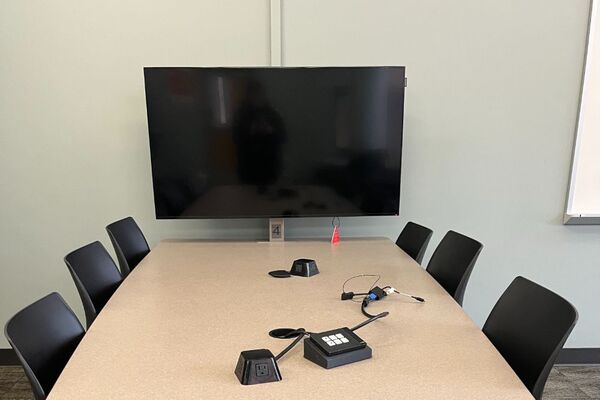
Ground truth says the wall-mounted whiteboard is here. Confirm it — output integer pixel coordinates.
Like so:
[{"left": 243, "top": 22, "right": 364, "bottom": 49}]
[{"left": 566, "top": 0, "right": 600, "bottom": 224}]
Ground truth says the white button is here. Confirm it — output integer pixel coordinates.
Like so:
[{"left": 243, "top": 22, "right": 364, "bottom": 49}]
[
  {"left": 322, "top": 337, "right": 330, "bottom": 342},
  {"left": 328, "top": 335, "right": 337, "bottom": 340},
  {"left": 327, "top": 342, "right": 335, "bottom": 346},
  {"left": 335, "top": 334, "right": 344, "bottom": 339},
  {"left": 333, "top": 339, "right": 342, "bottom": 344},
  {"left": 341, "top": 338, "right": 349, "bottom": 343}
]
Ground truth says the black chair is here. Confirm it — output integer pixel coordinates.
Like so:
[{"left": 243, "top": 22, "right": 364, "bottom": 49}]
[
  {"left": 106, "top": 216, "right": 150, "bottom": 277},
  {"left": 64, "top": 241, "right": 122, "bottom": 328},
  {"left": 426, "top": 230, "right": 483, "bottom": 305},
  {"left": 395, "top": 221, "right": 433, "bottom": 264},
  {"left": 483, "top": 276, "right": 578, "bottom": 400},
  {"left": 4, "top": 293, "right": 85, "bottom": 400}
]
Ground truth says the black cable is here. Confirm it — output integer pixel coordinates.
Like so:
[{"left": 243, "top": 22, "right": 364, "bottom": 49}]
[
  {"left": 274, "top": 329, "right": 308, "bottom": 361},
  {"left": 350, "top": 311, "right": 390, "bottom": 331},
  {"left": 269, "top": 328, "right": 309, "bottom": 339},
  {"left": 342, "top": 274, "right": 380, "bottom": 291},
  {"left": 342, "top": 274, "right": 380, "bottom": 302},
  {"left": 361, "top": 298, "right": 378, "bottom": 318}
]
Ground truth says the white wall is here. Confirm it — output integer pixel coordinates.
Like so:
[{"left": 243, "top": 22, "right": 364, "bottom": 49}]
[
  {"left": 0, "top": 0, "right": 270, "bottom": 347},
  {"left": 1, "top": 0, "right": 597, "bottom": 348},
  {"left": 281, "top": 0, "right": 597, "bottom": 347}
]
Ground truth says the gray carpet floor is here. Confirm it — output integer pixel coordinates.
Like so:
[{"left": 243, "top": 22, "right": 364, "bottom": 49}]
[{"left": 0, "top": 365, "right": 599, "bottom": 399}]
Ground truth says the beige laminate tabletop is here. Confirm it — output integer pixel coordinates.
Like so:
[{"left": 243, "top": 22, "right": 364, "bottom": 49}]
[{"left": 48, "top": 238, "right": 533, "bottom": 400}]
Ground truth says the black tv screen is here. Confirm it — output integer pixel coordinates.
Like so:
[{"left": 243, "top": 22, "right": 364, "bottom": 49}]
[{"left": 144, "top": 67, "right": 405, "bottom": 218}]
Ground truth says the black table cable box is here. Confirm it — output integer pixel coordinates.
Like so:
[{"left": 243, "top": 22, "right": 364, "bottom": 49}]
[
  {"left": 304, "top": 339, "right": 372, "bottom": 369},
  {"left": 303, "top": 327, "right": 373, "bottom": 369}
]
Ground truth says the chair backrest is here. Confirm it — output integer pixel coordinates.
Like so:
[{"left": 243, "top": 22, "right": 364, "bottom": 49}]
[
  {"left": 64, "top": 241, "right": 122, "bottom": 328},
  {"left": 395, "top": 221, "right": 433, "bottom": 264},
  {"left": 106, "top": 216, "right": 150, "bottom": 277},
  {"left": 426, "top": 230, "right": 483, "bottom": 305},
  {"left": 4, "top": 293, "right": 85, "bottom": 400},
  {"left": 483, "top": 276, "right": 578, "bottom": 400}
]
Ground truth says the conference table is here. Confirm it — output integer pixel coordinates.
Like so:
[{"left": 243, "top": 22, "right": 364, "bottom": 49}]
[{"left": 48, "top": 238, "right": 534, "bottom": 399}]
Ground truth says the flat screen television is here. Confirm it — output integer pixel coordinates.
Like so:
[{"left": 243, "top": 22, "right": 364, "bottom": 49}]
[{"left": 144, "top": 67, "right": 405, "bottom": 218}]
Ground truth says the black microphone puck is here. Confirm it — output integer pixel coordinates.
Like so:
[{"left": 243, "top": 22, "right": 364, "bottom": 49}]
[{"left": 269, "top": 270, "right": 291, "bottom": 278}]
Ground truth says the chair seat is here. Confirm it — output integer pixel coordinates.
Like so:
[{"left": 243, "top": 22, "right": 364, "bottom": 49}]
[
  {"left": 483, "top": 276, "right": 578, "bottom": 400},
  {"left": 64, "top": 241, "right": 123, "bottom": 329},
  {"left": 425, "top": 230, "right": 483, "bottom": 305},
  {"left": 395, "top": 221, "right": 433, "bottom": 264},
  {"left": 4, "top": 293, "right": 85, "bottom": 400},
  {"left": 106, "top": 216, "right": 150, "bottom": 277}
]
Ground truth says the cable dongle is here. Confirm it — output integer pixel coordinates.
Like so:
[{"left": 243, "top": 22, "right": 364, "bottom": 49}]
[
  {"left": 341, "top": 292, "right": 355, "bottom": 300},
  {"left": 368, "top": 286, "right": 387, "bottom": 301}
]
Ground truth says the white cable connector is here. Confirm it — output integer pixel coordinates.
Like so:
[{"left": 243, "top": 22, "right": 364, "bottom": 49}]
[
  {"left": 384, "top": 287, "right": 395, "bottom": 295},
  {"left": 385, "top": 287, "right": 426, "bottom": 303}
]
